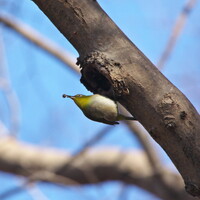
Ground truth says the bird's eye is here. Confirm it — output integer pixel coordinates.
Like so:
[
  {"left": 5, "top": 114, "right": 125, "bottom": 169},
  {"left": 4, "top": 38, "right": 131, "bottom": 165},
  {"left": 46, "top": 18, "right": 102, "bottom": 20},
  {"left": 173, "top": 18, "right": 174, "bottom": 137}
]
[{"left": 75, "top": 94, "right": 83, "bottom": 97}]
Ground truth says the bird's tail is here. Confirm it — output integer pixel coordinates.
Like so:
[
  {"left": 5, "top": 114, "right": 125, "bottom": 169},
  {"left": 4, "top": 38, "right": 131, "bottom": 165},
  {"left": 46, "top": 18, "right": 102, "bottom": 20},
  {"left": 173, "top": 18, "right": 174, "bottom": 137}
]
[{"left": 117, "top": 114, "right": 136, "bottom": 121}]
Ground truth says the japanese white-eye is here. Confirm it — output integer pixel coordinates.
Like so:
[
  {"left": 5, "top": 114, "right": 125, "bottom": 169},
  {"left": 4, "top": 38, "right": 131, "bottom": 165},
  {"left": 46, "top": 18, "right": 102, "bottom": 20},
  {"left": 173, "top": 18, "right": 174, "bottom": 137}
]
[{"left": 62, "top": 94, "right": 136, "bottom": 125}]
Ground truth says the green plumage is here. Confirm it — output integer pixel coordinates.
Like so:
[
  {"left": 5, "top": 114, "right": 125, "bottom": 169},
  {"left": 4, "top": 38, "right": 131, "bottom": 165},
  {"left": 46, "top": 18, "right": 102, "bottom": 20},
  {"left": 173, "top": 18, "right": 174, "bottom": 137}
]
[{"left": 63, "top": 94, "right": 136, "bottom": 125}]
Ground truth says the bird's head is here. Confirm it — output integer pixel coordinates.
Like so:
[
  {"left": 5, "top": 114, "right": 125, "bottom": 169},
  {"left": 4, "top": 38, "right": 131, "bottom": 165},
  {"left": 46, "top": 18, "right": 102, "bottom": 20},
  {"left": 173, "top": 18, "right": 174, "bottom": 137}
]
[{"left": 62, "top": 94, "right": 91, "bottom": 109}]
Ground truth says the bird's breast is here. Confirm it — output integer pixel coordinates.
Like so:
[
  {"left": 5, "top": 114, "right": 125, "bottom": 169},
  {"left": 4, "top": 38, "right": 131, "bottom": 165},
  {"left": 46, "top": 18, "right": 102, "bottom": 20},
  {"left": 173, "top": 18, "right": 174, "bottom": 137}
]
[{"left": 84, "top": 95, "right": 118, "bottom": 121}]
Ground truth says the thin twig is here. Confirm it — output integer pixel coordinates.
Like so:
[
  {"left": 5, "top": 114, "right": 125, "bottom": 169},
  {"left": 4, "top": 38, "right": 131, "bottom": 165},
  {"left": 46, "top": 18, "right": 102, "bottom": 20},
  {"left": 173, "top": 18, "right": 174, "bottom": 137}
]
[
  {"left": 0, "top": 13, "right": 79, "bottom": 74},
  {"left": 22, "top": 127, "right": 113, "bottom": 189},
  {"left": 0, "top": 185, "right": 25, "bottom": 200},
  {"left": 0, "top": 120, "right": 9, "bottom": 136},
  {"left": 61, "top": 126, "right": 114, "bottom": 184},
  {"left": 0, "top": 30, "right": 21, "bottom": 137},
  {"left": 26, "top": 185, "right": 50, "bottom": 200},
  {"left": 118, "top": 103, "right": 162, "bottom": 174},
  {"left": 73, "top": 125, "right": 114, "bottom": 157},
  {"left": 125, "top": 121, "right": 162, "bottom": 173},
  {"left": 116, "top": 184, "right": 129, "bottom": 200},
  {"left": 157, "top": 0, "right": 197, "bottom": 69},
  {"left": 0, "top": 178, "right": 33, "bottom": 200},
  {"left": 0, "top": 126, "right": 113, "bottom": 200},
  {"left": 0, "top": 179, "right": 49, "bottom": 200}
]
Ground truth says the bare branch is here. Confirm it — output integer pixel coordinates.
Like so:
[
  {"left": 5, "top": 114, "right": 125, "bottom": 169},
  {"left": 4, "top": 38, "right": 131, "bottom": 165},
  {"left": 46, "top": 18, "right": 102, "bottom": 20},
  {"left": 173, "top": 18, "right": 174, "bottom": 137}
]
[
  {"left": 0, "top": 121, "right": 9, "bottom": 136},
  {"left": 0, "top": 136, "right": 194, "bottom": 200},
  {"left": 157, "top": 0, "right": 197, "bottom": 69},
  {"left": 0, "top": 184, "right": 25, "bottom": 200},
  {"left": 1, "top": 2, "right": 198, "bottom": 197},
  {"left": 0, "top": 13, "right": 162, "bottom": 182},
  {"left": 125, "top": 121, "right": 162, "bottom": 173},
  {"left": 0, "top": 14, "right": 79, "bottom": 74},
  {"left": 0, "top": 12, "right": 163, "bottom": 190},
  {"left": 26, "top": 184, "right": 50, "bottom": 200},
  {"left": 0, "top": 180, "right": 49, "bottom": 200},
  {"left": 73, "top": 125, "right": 114, "bottom": 156},
  {"left": 30, "top": 0, "right": 200, "bottom": 196},
  {"left": 0, "top": 32, "right": 20, "bottom": 137}
]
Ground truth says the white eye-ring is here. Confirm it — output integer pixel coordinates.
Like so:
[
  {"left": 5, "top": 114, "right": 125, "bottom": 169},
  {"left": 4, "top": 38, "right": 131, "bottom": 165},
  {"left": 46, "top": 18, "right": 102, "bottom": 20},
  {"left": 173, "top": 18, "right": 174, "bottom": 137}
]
[{"left": 75, "top": 94, "right": 83, "bottom": 97}]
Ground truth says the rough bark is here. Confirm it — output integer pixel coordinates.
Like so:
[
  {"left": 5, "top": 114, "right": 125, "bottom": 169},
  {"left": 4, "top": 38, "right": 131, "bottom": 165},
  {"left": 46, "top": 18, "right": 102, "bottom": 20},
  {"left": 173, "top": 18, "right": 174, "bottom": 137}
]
[
  {"left": 32, "top": 0, "right": 200, "bottom": 197},
  {"left": 0, "top": 137, "right": 195, "bottom": 200}
]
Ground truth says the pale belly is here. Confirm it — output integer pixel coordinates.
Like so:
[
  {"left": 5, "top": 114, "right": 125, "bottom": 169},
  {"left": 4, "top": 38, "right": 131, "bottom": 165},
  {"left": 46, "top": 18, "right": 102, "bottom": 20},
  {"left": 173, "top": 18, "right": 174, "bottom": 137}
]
[{"left": 83, "top": 95, "right": 118, "bottom": 122}]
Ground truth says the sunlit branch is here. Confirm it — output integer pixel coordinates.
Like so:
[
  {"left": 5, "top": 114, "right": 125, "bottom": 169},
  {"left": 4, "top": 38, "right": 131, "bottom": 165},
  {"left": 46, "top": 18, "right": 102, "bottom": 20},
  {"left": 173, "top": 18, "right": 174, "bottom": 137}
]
[{"left": 0, "top": 137, "right": 193, "bottom": 200}]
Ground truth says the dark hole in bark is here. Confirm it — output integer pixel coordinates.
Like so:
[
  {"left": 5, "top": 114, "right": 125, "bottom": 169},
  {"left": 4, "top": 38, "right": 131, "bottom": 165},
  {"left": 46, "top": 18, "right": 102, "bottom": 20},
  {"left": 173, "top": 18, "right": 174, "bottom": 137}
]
[{"left": 80, "top": 66, "right": 111, "bottom": 93}]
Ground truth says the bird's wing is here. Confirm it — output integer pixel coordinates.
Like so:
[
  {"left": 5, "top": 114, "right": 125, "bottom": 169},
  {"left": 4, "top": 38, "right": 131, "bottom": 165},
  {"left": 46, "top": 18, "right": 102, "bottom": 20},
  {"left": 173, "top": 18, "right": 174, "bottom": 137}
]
[{"left": 97, "top": 118, "right": 119, "bottom": 125}]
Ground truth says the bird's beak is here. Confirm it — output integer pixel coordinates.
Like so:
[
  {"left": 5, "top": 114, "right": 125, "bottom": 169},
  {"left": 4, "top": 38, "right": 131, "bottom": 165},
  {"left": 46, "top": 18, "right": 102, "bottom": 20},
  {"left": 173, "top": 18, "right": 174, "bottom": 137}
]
[{"left": 62, "top": 94, "right": 73, "bottom": 99}]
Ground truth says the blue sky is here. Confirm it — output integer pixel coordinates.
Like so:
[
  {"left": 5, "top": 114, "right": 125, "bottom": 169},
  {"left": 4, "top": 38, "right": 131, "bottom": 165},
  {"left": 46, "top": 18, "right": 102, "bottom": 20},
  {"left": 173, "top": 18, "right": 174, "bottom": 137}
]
[{"left": 0, "top": 0, "right": 199, "bottom": 199}]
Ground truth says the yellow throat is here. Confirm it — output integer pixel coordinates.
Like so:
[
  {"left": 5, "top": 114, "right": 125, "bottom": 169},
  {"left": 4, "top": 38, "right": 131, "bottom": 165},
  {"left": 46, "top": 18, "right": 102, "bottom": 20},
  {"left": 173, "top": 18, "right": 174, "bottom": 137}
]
[{"left": 62, "top": 94, "right": 136, "bottom": 125}]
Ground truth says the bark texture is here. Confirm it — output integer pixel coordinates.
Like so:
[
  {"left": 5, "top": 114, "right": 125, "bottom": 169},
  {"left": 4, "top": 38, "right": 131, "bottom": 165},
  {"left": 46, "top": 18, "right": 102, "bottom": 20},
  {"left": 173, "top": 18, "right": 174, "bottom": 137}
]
[{"left": 32, "top": 0, "right": 200, "bottom": 197}]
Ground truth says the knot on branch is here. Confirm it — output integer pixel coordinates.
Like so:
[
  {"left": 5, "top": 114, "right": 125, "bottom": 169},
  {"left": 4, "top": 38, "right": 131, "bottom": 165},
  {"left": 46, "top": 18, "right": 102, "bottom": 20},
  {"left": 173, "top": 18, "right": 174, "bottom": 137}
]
[
  {"left": 77, "top": 52, "right": 129, "bottom": 99},
  {"left": 185, "top": 181, "right": 200, "bottom": 197},
  {"left": 158, "top": 94, "right": 177, "bottom": 130}
]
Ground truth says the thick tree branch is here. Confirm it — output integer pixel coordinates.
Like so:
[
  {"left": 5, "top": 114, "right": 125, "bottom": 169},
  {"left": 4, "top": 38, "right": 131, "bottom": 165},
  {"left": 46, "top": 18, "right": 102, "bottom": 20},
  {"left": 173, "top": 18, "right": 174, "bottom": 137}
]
[
  {"left": 31, "top": 0, "right": 200, "bottom": 197},
  {"left": 0, "top": 13, "right": 163, "bottom": 182},
  {"left": 0, "top": 137, "right": 194, "bottom": 200}
]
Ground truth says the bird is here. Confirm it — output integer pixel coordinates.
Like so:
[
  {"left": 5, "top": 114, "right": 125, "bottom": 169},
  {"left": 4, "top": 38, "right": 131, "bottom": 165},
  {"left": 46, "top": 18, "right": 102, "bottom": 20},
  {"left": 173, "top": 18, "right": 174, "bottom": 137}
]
[{"left": 62, "top": 94, "right": 136, "bottom": 125}]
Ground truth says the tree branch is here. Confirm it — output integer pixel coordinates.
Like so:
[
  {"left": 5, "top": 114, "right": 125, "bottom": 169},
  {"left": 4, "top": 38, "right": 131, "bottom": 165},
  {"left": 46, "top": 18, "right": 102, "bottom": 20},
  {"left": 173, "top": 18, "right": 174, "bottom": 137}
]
[
  {"left": 0, "top": 14, "right": 79, "bottom": 74},
  {"left": 157, "top": 0, "right": 197, "bottom": 69},
  {"left": 0, "top": 136, "right": 194, "bottom": 200},
  {"left": 31, "top": 0, "right": 200, "bottom": 197},
  {"left": 0, "top": 31, "right": 20, "bottom": 137},
  {"left": 0, "top": 13, "right": 163, "bottom": 178},
  {"left": 124, "top": 120, "right": 162, "bottom": 173}
]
